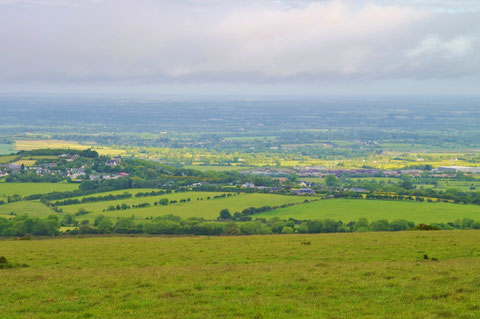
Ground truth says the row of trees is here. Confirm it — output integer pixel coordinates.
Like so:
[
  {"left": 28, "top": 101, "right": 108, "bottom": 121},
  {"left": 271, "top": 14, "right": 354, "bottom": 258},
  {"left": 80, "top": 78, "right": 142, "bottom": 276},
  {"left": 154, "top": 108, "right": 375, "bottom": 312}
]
[
  {"left": 3, "top": 213, "right": 480, "bottom": 238},
  {"left": 52, "top": 192, "right": 133, "bottom": 206}
]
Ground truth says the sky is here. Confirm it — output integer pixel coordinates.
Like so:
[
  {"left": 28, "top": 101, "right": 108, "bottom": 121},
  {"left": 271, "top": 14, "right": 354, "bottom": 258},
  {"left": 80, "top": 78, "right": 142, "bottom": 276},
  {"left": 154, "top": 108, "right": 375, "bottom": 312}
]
[{"left": 0, "top": 0, "right": 479, "bottom": 95}]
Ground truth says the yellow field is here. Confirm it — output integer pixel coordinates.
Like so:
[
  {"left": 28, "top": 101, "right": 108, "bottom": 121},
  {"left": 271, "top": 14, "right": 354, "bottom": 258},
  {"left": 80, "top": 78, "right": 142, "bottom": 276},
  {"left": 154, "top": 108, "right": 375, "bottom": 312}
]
[
  {"left": 14, "top": 139, "right": 126, "bottom": 156},
  {"left": 12, "top": 160, "right": 37, "bottom": 167}
]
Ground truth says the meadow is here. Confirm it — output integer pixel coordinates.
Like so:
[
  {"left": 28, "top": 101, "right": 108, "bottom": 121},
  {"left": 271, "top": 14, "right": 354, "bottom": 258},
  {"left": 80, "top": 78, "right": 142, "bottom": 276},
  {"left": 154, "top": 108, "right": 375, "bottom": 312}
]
[
  {"left": 256, "top": 199, "right": 480, "bottom": 224},
  {"left": 58, "top": 192, "right": 304, "bottom": 221},
  {"left": 0, "top": 200, "right": 54, "bottom": 218},
  {"left": 0, "top": 182, "right": 79, "bottom": 199},
  {"left": 1, "top": 231, "right": 480, "bottom": 318}
]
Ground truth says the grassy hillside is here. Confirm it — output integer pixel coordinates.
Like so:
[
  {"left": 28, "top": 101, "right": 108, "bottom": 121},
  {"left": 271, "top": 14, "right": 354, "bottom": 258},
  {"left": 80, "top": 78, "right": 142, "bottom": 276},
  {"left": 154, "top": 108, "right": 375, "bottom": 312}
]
[
  {"left": 1, "top": 231, "right": 480, "bottom": 318},
  {"left": 256, "top": 199, "right": 480, "bottom": 223},
  {"left": 0, "top": 183, "right": 79, "bottom": 198},
  {"left": 60, "top": 192, "right": 304, "bottom": 221}
]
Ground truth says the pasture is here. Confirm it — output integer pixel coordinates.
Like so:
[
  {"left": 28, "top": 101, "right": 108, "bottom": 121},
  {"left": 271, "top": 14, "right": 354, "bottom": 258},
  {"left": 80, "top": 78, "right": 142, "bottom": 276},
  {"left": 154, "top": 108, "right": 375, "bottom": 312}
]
[
  {"left": 256, "top": 199, "right": 480, "bottom": 224},
  {"left": 0, "top": 200, "right": 54, "bottom": 218},
  {"left": 1, "top": 231, "right": 480, "bottom": 318},
  {"left": 0, "top": 183, "right": 79, "bottom": 198},
  {"left": 60, "top": 192, "right": 304, "bottom": 221}
]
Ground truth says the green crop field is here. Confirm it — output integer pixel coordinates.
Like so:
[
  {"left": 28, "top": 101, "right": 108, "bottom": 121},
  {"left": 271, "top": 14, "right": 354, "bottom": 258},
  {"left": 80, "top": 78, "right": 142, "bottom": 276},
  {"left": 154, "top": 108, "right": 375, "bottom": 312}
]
[
  {"left": 1, "top": 231, "right": 480, "bottom": 318},
  {"left": 256, "top": 199, "right": 480, "bottom": 224},
  {"left": 0, "top": 200, "right": 54, "bottom": 218},
  {"left": 0, "top": 183, "right": 79, "bottom": 198},
  {"left": 60, "top": 192, "right": 304, "bottom": 221}
]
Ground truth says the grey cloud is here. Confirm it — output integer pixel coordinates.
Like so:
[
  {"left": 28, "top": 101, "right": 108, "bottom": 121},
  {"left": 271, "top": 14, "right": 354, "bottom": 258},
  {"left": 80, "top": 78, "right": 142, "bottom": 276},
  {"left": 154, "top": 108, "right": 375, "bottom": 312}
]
[{"left": 0, "top": 0, "right": 479, "bottom": 91}]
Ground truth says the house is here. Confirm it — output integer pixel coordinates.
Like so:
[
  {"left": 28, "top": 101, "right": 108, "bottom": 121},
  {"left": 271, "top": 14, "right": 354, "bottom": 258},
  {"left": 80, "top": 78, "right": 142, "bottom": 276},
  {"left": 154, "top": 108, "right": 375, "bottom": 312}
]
[
  {"left": 436, "top": 166, "right": 480, "bottom": 174},
  {"left": 112, "top": 172, "right": 130, "bottom": 179},
  {"left": 106, "top": 156, "right": 122, "bottom": 166},
  {"left": 70, "top": 168, "right": 85, "bottom": 175},
  {"left": 399, "top": 169, "right": 422, "bottom": 176},
  {"left": 299, "top": 181, "right": 314, "bottom": 187},
  {"left": 349, "top": 187, "right": 367, "bottom": 193},
  {"left": 241, "top": 182, "right": 255, "bottom": 188},
  {"left": 291, "top": 188, "right": 315, "bottom": 195},
  {"left": 8, "top": 164, "right": 21, "bottom": 174}
]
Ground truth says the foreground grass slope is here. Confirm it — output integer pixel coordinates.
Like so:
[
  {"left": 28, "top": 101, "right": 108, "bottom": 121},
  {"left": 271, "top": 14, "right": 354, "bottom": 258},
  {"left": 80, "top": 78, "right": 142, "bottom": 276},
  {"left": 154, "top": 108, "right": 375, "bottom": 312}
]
[
  {"left": 256, "top": 199, "right": 480, "bottom": 223},
  {"left": 1, "top": 231, "right": 480, "bottom": 318}
]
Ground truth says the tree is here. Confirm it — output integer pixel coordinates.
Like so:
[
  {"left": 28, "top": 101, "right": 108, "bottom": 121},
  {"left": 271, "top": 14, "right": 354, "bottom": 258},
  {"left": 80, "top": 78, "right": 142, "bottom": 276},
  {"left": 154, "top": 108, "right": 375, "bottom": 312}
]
[
  {"left": 353, "top": 218, "right": 369, "bottom": 232},
  {"left": 325, "top": 174, "right": 338, "bottom": 187},
  {"left": 62, "top": 213, "right": 75, "bottom": 226},
  {"left": 390, "top": 219, "right": 412, "bottom": 231},
  {"left": 370, "top": 219, "right": 390, "bottom": 231},
  {"left": 271, "top": 221, "right": 286, "bottom": 233},
  {"left": 223, "top": 222, "right": 241, "bottom": 235},
  {"left": 219, "top": 208, "right": 232, "bottom": 220},
  {"left": 281, "top": 226, "right": 294, "bottom": 234},
  {"left": 400, "top": 180, "right": 413, "bottom": 190},
  {"left": 97, "top": 218, "right": 113, "bottom": 233}
]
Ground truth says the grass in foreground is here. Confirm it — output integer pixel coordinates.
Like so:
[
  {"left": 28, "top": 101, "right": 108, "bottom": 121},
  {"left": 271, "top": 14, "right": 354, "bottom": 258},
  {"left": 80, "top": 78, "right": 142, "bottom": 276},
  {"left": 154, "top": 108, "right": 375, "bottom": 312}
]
[
  {"left": 256, "top": 198, "right": 480, "bottom": 223},
  {"left": 1, "top": 231, "right": 480, "bottom": 318}
]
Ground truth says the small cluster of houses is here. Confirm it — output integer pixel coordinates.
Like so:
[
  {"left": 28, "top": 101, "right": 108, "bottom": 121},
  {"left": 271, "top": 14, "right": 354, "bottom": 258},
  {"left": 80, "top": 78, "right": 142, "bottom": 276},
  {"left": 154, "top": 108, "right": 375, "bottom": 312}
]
[
  {"left": 0, "top": 155, "right": 128, "bottom": 182},
  {"left": 67, "top": 167, "right": 129, "bottom": 181},
  {"left": 240, "top": 182, "right": 282, "bottom": 192}
]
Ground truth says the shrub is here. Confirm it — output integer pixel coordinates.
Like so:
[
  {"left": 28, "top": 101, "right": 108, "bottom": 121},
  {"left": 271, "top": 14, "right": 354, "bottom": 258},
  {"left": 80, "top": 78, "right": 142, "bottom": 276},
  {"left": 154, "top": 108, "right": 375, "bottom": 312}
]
[{"left": 281, "top": 226, "right": 294, "bottom": 234}]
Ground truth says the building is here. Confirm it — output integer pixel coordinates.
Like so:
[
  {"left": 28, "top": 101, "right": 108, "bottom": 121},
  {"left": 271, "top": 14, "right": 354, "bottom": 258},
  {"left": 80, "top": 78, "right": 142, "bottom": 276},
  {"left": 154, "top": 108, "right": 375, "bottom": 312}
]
[
  {"left": 437, "top": 166, "right": 480, "bottom": 174},
  {"left": 106, "top": 156, "right": 122, "bottom": 166},
  {"left": 291, "top": 188, "right": 315, "bottom": 195}
]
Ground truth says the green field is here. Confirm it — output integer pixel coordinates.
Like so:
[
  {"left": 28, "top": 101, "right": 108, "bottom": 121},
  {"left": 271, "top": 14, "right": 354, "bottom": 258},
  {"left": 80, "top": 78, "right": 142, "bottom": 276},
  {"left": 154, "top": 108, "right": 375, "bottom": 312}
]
[
  {"left": 0, "top": 144, "right": 14, "bottom": 155},
  {"left": 59, "top": 192, "right": 304, "bottom": 221},
  {"left": 0, "top": 183, "right": 79, "bottom": 198},
  {"left": 0, "top": 200, "right": 54, "bottom": 218},
  {"left": 1, "top": 231, "right": 480, "bottom": 318},
  {"left": 256, "top": 199, "right": 480, "bottom": 223},
  {"left": 0, "top": 155, "right": 18, "bottom": 163}
]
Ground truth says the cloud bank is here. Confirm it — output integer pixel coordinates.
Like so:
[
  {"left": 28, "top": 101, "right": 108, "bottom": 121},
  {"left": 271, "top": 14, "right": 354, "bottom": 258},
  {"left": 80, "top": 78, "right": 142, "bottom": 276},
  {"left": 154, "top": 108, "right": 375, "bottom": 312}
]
[{"left": 0, "top": 0, "right": 479, "bottom": 93}]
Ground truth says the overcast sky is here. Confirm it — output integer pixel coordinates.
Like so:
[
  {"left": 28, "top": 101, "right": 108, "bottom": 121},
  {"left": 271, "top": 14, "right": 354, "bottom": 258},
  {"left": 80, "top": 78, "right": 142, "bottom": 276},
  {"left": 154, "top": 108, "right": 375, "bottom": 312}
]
[{"left": 0, "top": 0, "right": 479, "bottom": 95}]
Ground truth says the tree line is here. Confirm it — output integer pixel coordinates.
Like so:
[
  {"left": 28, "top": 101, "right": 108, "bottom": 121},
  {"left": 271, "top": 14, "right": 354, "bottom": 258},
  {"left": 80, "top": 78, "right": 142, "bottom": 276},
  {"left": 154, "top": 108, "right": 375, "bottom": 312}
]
[{"left": 2, "top": 213, "right": 480, "bottom": 238}]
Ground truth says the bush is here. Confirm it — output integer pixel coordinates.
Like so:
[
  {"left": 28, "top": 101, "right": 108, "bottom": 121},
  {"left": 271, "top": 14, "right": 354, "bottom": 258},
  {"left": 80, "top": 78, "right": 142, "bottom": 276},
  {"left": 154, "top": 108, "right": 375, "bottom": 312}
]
[{"left": 281, "top": 226, "right": 294, "bottom": 234}]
